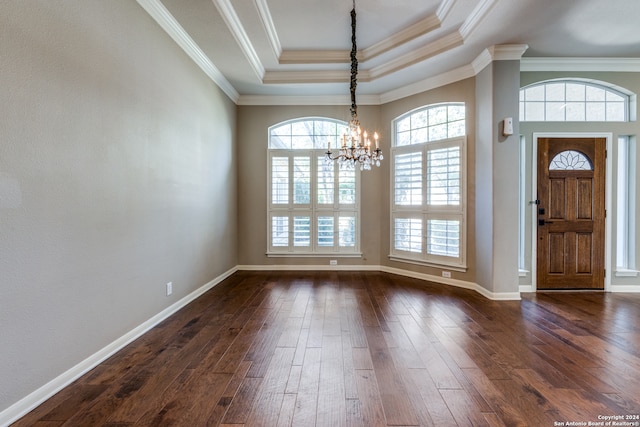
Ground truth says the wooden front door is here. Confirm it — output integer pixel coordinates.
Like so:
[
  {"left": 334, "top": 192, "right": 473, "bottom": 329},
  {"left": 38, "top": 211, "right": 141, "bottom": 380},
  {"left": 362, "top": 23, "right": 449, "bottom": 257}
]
[{"left": 536, "top": 137, "right": 606, "bottom": 290}]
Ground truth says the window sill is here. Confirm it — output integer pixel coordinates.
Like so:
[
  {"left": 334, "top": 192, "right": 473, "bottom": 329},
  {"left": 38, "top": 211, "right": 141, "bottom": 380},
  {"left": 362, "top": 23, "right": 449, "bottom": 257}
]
[
  {"left": 388, "top": 255, "right": 467, "bottom": 272},
  {"left": 615, "top": 269, "right": 640, "bottom": 277},
  {"left": 267, "top": 252, "right": 363, "bottom": 258},
  {"left": 519, "top": 269, "right": 530, "bottom": 277}
]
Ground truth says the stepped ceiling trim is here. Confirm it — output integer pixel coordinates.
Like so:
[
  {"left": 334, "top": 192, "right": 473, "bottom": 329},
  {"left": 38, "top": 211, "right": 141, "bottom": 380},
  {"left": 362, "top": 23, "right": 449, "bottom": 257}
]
[
  {"left": 137, "top": 0, "right": 640, "bottom": 104},
  {"left": 248, "top": 0, "right": 499, "bottom": 85}
]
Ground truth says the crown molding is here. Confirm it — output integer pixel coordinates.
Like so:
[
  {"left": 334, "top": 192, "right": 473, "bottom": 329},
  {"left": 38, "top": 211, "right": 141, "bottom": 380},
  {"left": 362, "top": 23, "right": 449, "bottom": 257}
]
[
  {"left": 274, "top": 0, "right": 466, "bottom": 67},
  {"left": 279, "top": 50, "right": 349, "bottom": 64},
  {"left": 521, "top": 57, "right": 640, "bottom": 72},
  {"left": 254, "top": 0, "right": 282, "bottom": 60},
  {"left": 488, "top": 44, "right": 529, "bottom": 61},
  {"left": 472, "top": 44, "right": 529, "bottom": 74},
  {"left": 459, "top": 0, "right": 498, "bottom": 38},
  {"left": 361, "top": 13, "right": 442, "bottom": 61},
  {"left": 379, "top": 64, "right": 476, "bottom": 104},
  {"left": 241, "top": 63, "right": 475, "bottom": 106},
  {"left": 237, "top": 94, "right": 382, "bottom": 106},
  {"left": 471, "top": 48, "right": 493, "bottom": 74},
  {"left": 139, "top": 0, "right": 496, "bottom": 97},
  {"left": 262, "top": 70, "right": 349, "bottom": 84},
  {"left": 212, "top": 0, "right": 265, "bottom": 80},
  {"left": 436, "top": 0, "right": 457, "bottom": 21},
  {"left": 279, "top": 12, "right": 443, "bottom": 65},
  {"left": 261, "top": 0, "right": 492, "bottom": 85},
  {"left": 267, "top": 32, "right": 464, "bottom": 85},
  {"left": 135, "top": 0, "right": 239, "bottom": 102},
  {"left": 369, "top": 31, "right": 464, "bottom": 80},
  {"left": 252, "top": 44, "right": 528, "bottom": 106}
]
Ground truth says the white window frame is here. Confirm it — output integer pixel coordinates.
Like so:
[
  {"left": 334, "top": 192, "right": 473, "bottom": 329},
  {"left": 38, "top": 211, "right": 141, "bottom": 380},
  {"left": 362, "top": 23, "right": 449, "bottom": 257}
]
[
  {"left": 267, "top": 118, "right": 361, "bottom": 257},
  {"left": 389, "top": 102, "right": 467, "bottom": 270},
  {"left": 616, "top": 135, "right": 638, "bottom": 276}
]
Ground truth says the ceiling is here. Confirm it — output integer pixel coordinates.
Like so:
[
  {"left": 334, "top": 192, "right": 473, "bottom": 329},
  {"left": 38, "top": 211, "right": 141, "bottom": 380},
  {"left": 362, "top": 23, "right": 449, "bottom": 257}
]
[{"left": 137, "top": 0, "right": 640, "bottom": 104}]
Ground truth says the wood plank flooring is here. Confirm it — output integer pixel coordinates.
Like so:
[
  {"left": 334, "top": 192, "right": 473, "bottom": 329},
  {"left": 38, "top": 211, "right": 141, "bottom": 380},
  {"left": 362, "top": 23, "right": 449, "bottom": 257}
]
[{"left": 12, "top": 271, "right": 640, "bottom": 426}]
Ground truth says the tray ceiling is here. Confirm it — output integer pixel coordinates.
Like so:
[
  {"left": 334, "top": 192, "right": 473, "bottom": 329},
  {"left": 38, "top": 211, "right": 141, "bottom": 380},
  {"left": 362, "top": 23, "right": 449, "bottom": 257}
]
[{"left": 136, "top": 0, "right": 640, "bottom": 104}]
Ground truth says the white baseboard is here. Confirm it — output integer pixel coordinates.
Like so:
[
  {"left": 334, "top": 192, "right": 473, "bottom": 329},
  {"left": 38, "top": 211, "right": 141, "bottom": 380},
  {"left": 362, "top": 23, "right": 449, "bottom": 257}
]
[
  {"left": 610, "top": 284, "right": 640, "bottom": 293},
  {"left": 0, "top": 267, "right": 237, "bottom": 427},
  {"left": 237, "top": 264, "right": 522, "bottom": 301},
  {"left": 380, "top": 266, "right": 521, "bottom": 301},
  {"left": 519, "top": 285, "right": 535, "bottom": 293},
  {"left": 236, "top": 264, "right": 379, "bottom": 271}
]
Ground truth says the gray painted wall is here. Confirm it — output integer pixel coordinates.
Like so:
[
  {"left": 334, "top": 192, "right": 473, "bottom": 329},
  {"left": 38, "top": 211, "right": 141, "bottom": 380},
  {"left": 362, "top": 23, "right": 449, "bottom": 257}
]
[
  {"left": 490, "top": 61, "right": 521, "bottom": 294},
  {"left": 0, "top": 0, "right": 237, "bottom": 413},
  {"left": 474, "top": 61, "right": 521, "bottom": 295},
  {"left": 475, "top": 65, "right": 496, "bottom": 293}
]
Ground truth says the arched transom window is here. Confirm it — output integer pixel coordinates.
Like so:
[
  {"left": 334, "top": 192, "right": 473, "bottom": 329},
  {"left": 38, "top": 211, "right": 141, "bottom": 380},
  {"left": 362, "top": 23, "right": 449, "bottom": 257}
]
[{"left": 520, "top": 79, "right": 631, "bottom": 122}]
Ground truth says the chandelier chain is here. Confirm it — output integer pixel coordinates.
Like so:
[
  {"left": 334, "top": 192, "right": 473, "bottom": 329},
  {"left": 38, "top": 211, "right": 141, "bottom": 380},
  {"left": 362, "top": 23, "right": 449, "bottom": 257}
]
[
  {"left": 350, "top": 3, "right": 358, "bottom": 121},
  {"left": 325, "top": 0, "right": 383, "bottom": 171}
]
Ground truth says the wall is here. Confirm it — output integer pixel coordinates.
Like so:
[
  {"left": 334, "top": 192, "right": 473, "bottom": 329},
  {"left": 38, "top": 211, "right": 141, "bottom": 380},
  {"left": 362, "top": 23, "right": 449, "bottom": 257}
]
[
  {"left": 237, "top": 79, "right": 477, "bottom": 279},
  {"left": 490, "top": 61, "right": 521, "bottom": 294},
  {"left": 475, "top": 65, "right": 495, "bottom": 292},
  {"left": 237, "top": 79, "right": 478, "bottom": 285},
  {"left": 519, "top": 71, "right": 640, "bottom": 289},
  {"left": 0, "top": 0, "right": 237, "bottom": 415}
]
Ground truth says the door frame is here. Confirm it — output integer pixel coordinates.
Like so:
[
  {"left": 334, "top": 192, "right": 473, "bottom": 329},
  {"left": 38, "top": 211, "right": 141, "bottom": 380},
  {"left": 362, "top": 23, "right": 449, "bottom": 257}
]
[{"left": 531, "top": 132, "right": 613, "bottom": 292}]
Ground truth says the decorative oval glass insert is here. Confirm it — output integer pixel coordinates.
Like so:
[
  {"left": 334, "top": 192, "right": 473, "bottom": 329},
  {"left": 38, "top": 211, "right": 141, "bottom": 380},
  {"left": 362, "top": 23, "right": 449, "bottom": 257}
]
[{"left": 549, "top": 150, "right": 593, "bottom": 170}]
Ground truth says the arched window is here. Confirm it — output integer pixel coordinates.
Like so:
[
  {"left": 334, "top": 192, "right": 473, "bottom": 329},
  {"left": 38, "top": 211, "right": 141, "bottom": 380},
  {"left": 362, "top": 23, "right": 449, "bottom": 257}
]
[
  {"left": 520, "top": 79, "right": 632, "bottom": 122},
  {"left": 394, "top": 103, "right": 465, "bottom": 146},
  {"left": 390, "top": 103, "right": 467, "bottom": 269},
  {"left": 549, "top": 150, "right": 593, "bottom": 171},
  {"left": 267, "top": 117, "right": 360, "bottom": 255}
]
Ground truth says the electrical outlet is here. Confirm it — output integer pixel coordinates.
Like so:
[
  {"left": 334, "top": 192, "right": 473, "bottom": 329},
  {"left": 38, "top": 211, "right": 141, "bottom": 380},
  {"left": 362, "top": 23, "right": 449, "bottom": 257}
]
[
  {"left": 442, "top": 271, "right": 451, "bottom": 278},
  {"left": 330, "top": 259, "right": 338, "bottom": 265},
  {"left": 166, "top": 282, "right": 173, "bottom": 296}
]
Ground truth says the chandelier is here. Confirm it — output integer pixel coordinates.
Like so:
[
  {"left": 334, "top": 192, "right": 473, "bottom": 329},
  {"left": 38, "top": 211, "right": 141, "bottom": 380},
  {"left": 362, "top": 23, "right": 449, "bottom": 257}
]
[{"left": 326, "top": 0, "right": 383, "bottom": 171}]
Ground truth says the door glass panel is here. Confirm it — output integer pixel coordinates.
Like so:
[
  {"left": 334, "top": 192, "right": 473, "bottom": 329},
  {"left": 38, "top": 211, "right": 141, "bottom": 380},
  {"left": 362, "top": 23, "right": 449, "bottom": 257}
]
[{"left": 549, "top": 150, "right": 593, "bottom": 170}]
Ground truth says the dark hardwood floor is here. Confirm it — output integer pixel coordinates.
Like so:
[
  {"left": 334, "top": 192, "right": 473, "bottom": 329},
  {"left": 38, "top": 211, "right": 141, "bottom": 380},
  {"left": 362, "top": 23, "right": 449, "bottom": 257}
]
[{"left": 12, "top": 271, "right": 640, "bottom": 426}]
